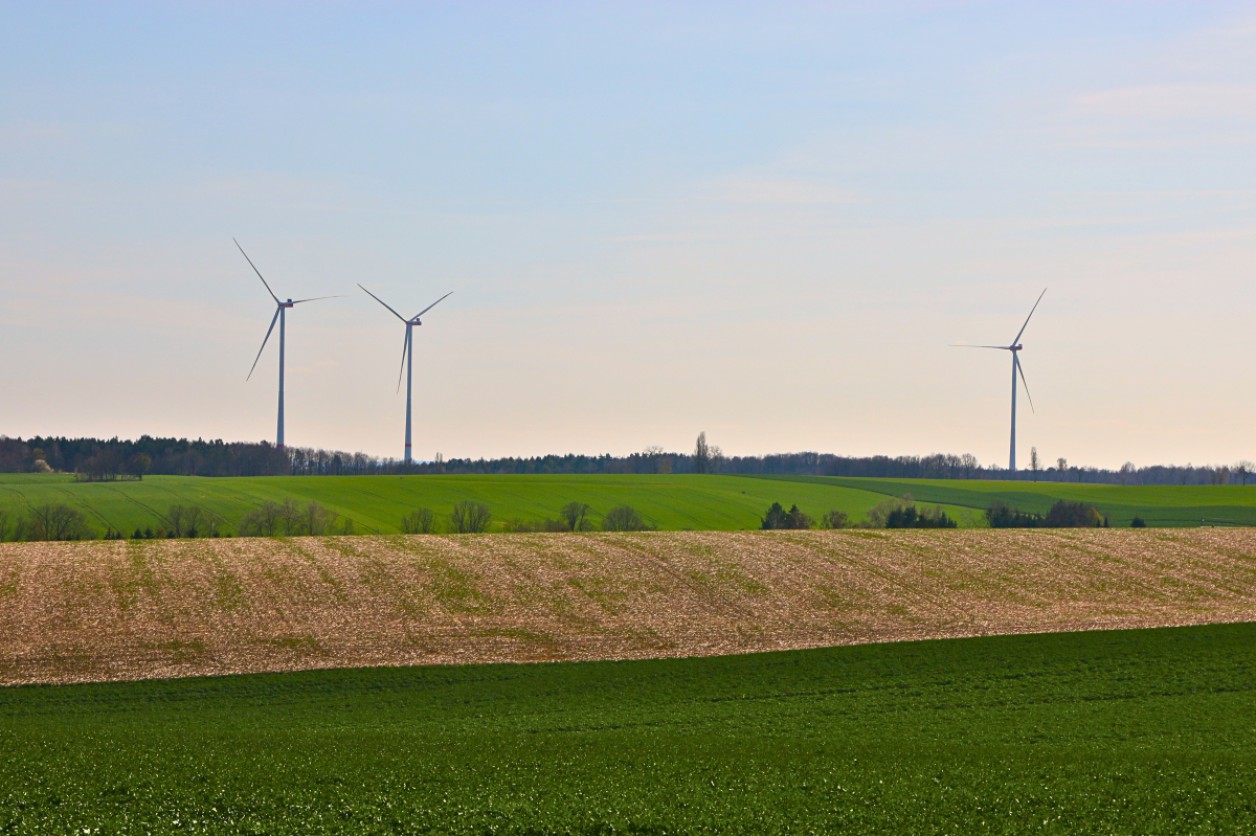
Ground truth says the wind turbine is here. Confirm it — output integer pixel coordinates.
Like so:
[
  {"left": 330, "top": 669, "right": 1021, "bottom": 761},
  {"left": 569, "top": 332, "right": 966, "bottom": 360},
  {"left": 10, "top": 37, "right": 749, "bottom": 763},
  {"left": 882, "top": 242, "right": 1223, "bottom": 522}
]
[
  {"left": 236, "top": 238, "right": 338, "bottom": 449},
  {"left": 953, "top": 288, "right": 1047, "bottom": 473},
  {"left": 358, "top": 284, "right": 452, "bottom": 465}
]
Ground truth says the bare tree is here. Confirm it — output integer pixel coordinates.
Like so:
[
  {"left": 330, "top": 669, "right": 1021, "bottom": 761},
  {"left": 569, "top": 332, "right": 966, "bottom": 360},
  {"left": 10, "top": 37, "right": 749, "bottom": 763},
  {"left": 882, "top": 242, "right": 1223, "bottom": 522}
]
[
  {"left": 1030, "top": 447, "right": 1040, "bottom": 482},
  {"left": 693, "top": 432, "right": 711, "bottom": 474},
  {"left": 238, "top": 500, "right": 284, "bottom": 537},
  {"left": 402, "top": 508, "right": 436, "bottom": 534},
  {"left": 1235, "top": 461, "right": 1254, "bottom": 486},
  {"left": 20, "top": 503, "right": 91, "bottom": 541},
  {"left": 450, "top": 501, "right": 492, "bottom": 533},
  {"left": 1057, "top": 457, "right": 1068, "bottom": 480},
  {"left": 201, "top": 509, "right": 226, "bottom": 537},
  {"left": 303, "top": 501, "right": 331, "bottom": 535},
  {"left": 166, "top": 504, "right": 205, "bottom": 538}
]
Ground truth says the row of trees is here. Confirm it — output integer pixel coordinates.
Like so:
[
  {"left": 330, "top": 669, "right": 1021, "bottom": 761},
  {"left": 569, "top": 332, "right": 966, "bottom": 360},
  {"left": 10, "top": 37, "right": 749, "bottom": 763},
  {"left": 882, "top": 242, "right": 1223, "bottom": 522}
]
[
  {"left": 985, "top": 500, "right": 1111, "bottom": 528},
  {"left": 5, "top": 433, "right": 1256, "bottom": 486},
  {"left": 401, "top": 502, "right": 655, "bottom": 534}
]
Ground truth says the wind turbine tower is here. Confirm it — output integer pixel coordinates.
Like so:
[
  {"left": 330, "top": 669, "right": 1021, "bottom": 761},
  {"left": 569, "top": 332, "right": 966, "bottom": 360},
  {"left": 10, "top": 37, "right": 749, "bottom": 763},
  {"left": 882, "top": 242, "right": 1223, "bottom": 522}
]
[
  {"left": 236, "top": 239, "right": 338, "bottom": 449},
  {"left": 954, "top": 288, "right": 1047, "bottom": 473},
  {"left": 358, "top": 284, "right": 452, "bottom": 465}
]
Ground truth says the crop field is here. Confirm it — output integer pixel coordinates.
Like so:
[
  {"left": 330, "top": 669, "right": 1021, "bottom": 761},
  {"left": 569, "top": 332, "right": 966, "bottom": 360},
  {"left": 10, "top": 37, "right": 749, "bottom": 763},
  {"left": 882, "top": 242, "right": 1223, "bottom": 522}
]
[
  {"left": 1, "top": 622, "right": 1253, "bottom": 833},
  {"left": 0, "top": 472, "right": 981, "bottom": 536},
  {"left": 766, "top": 474, "right": 1256, "bottom": 527},
  {"left": 4, "top": 471, "right": 1256, "bottom": 537},
  {"left": 3, "top": 528, "right": 1254, "bottom": 685}
]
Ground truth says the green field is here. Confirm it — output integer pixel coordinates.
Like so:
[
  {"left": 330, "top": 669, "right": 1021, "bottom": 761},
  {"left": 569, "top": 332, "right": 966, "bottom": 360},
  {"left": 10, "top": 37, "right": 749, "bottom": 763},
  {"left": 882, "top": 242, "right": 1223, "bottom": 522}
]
[
  {"left": 766, "top": 475, "right": 1256, "bottom": 527},
  {"left": 1, "top": 622, "right": 1253, "bottom": 832},
  {"left": 2, "top": 472, "right": 1255, "bottom": 537},
  {"left": 0, "top": 472, "right": 979, "bottom": 536}
]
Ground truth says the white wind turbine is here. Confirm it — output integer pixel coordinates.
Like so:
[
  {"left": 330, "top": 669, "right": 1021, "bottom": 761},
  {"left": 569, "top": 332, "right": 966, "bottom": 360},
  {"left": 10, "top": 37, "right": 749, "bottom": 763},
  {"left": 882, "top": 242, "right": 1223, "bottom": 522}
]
[
  {"left": 954, "top": 288, "right": 1047, "bottom": 473},
  {"left": 236, "top": 238, "right": 339, "bottom": 449},
  {"left": 358, "top": 284, "right": 452, "bottom": 465}
]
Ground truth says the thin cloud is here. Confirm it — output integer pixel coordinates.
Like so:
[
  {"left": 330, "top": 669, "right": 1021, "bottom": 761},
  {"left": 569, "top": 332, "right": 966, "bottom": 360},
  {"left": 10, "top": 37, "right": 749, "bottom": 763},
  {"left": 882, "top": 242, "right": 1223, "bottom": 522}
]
[
  {"left": 703, "top": 177, "right": 861, "bottom": 207},
  {"left": 1074, "top": 83, "right": 1256, "bottom": 120}
]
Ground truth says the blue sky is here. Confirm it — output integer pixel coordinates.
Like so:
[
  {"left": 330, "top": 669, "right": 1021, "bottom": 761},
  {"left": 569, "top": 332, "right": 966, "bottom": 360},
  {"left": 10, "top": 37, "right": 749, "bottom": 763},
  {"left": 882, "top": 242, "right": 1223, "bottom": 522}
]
[{"left": 3, "top": 2, "right": 1255, "bottom": 468}]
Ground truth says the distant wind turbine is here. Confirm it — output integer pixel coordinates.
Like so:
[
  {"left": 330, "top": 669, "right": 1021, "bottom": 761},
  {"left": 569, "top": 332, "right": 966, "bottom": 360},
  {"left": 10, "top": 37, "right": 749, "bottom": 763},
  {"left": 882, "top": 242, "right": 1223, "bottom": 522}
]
[
  {"left": 358, "top": 284, "right": 452, "bottom": 465},
  {"left": 953, "top": 288, "right": 1047, "bottom": 473},
  {"left": 236, "top": 238, "right": 339, "bottom": 449}
]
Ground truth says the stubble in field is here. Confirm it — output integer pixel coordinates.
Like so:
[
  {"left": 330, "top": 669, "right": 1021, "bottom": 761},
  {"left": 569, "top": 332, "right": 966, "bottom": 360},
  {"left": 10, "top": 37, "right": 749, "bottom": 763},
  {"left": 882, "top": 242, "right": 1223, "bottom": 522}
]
[{"left": 1, "top": 528, "right": 1254, "bottom": 684}]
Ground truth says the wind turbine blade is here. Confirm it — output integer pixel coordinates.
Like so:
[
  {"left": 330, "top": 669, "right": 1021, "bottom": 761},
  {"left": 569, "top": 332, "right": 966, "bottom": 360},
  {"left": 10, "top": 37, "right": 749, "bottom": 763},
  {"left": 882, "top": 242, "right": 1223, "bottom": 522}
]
[
  {"left": 1015, "top": 354, "right": 1035, "bottom": 413},
  {"left": 950, "top": 344, "right": 1011, "bottom": 350},
  {"left": 247, "top": 308, "right": 281, "bottom": 381},
  {"left": 396, "top": 327, "right": 411, "bottom": 394},
  {"left": 234, "top": 238, "right": 280, "bottom": 304},
  {"left": 1011, "top": 287, "right": 1048, "bottom": 346},
  {"left": 412, "top": 291, "right": 453, "bottom": 320},
  {"left": 291, "top": 295, "right": 344, "bottom": 304},
  {"left": 358, "top": 284, "right": 408, "bottom": 323}
]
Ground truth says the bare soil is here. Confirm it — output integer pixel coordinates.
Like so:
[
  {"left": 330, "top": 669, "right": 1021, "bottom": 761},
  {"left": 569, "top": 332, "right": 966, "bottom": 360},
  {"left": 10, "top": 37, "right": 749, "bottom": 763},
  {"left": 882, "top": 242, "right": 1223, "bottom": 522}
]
[{"left": 1, "top": 529, "right": 1254, "bottom": 685}]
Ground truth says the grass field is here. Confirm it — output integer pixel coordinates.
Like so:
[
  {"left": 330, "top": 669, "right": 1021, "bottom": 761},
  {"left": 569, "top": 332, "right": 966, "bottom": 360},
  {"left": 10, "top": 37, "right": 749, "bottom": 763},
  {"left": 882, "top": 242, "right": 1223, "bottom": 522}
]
[
  {"left": 0, "top": 472, "right": 979, "bottom": 537},
  {"left": 1, "top": 622, "right": 1253, "bottom": 833},
  {"left": 764, "top": 475, "right": 1256, "bottom": 528},
  {"left": 3, "top": 471, "right": 1256, "bottom": 537}
]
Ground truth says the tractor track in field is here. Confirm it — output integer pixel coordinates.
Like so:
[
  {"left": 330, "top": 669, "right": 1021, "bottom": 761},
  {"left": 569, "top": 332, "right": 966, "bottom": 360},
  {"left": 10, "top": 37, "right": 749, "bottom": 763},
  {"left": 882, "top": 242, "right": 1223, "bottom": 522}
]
[{"left": 1, "top": 528, "right": 1254, "bottom": 686}]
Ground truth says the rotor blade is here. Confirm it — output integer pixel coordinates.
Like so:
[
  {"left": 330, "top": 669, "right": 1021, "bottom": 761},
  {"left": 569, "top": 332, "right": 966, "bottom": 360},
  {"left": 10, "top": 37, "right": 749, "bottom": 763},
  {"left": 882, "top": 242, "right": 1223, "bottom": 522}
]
[
  {"left": 1011, "top": 287, "right": 1047, "bottom": 346},
  {"left": 396, "top": 327, "right": 411, "bottom": 394},
  {"left": 247, "top": 308, "right": 281, "bottom": 381},
  {"left": 234, "top": 238, "right": 280, "bottom": 305},
  {"left": 1015, "top": 354, "right": 1035, "bottom": 414},
  {"left": 413, "top": 291, "right": 452, "bottom": 319},
  {"left": 950, "top": 344, "right": 1011, "bottom": 350},
  {"left": 358, "top": 284, "right": 408, "bottom": 323},
  {"left": 291, "top": 295, "right": 343, "bottom": 304}
]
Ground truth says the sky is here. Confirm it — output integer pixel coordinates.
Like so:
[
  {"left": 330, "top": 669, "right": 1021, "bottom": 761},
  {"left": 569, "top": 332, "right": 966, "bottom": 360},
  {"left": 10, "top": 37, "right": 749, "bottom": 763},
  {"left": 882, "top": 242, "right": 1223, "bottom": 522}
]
[{"left": 2, "top": 1, "right": 1254, "bottom": 470}]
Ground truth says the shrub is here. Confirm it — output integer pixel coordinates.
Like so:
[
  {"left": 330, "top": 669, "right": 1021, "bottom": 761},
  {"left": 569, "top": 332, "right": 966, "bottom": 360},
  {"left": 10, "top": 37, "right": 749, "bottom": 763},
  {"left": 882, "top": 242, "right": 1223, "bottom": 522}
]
[
  {"left": 820, "top": 509, "right": 850, "bottom": 529},
  {"left": 1131, "top": 516, "right": 1147, "bottom": 528},
  {"left": 603, "top": 505, "right": 650, "bottom": 531},
  {"left": 884, "top": 504, "right": 957, "bottom": 529},
  {"left": 1044, "top": 500, "right": 1104, "bottom": 528},
  {"left": 985, "top": 501, "right": 1043, "bottom": 528},
  {"left": 865, "top": 495, "right": 913, "bottom": 528},
  {"left": 450, "top": 501, "right": 492, "bottom": 534},
  {"left": 761, "top": 502, "right": 812, "bottom": 530},
  {"left": 402, "top": 507, "right": 436, "bottom": 534}
]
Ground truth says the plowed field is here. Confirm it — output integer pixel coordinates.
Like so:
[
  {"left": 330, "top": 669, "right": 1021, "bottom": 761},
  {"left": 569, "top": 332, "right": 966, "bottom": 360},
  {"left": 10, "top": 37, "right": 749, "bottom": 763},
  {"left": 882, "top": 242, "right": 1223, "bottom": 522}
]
[{"left": 2, "top": 528, "right": 1254, "bottom": 685}]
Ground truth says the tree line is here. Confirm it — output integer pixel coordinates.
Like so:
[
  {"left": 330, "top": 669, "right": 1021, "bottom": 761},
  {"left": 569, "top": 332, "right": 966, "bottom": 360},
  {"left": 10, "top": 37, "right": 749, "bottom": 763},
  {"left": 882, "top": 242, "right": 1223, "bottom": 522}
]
[{"left": 2, "top": 434, "right": 1254, "bottom": 486}]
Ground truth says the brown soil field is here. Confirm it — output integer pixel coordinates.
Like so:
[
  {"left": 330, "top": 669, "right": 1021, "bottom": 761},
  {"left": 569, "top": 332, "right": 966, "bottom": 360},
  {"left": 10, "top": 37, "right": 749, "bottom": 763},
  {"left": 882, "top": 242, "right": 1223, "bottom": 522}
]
[{"left": 1, "top": 528, "right": 1255, "bottom": 686}]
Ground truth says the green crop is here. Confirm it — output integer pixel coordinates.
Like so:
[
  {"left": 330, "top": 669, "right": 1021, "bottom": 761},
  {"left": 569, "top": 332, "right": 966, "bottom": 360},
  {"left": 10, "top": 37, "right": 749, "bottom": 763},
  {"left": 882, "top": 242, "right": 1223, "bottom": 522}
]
[
  {"left": 3, "top": 471, "right": 1256, "bottom": 538},
  {"left": 760, "top": 474, "right": 1256, "bottom": 528},
  {"left": 0, "top": 472, "right": 977, "bottom": 537},
  {"left": 1, "top": 623, "right": 1254, "bottom": 833}
]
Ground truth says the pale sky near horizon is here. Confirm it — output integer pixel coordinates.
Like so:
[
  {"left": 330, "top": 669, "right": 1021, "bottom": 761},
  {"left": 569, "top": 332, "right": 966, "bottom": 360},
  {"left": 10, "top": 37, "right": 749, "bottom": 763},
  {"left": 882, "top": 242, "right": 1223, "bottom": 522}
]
[{"left": 2, "top": 2, "right": 1254, "bottom": 470}]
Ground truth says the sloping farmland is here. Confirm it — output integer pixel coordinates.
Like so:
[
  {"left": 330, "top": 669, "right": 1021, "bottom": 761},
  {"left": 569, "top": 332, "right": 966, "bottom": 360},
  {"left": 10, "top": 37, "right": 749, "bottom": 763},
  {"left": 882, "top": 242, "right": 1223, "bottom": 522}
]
[{"left": 1, "top": 528, "right": 1254, "bottom": 685}]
